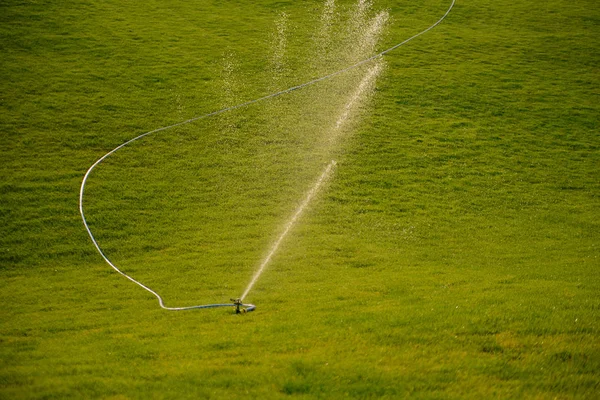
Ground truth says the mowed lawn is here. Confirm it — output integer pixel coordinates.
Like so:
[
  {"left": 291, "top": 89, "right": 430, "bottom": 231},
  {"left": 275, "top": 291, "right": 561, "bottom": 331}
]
[{"left": 1, "top": 0, "right": 598, "bottom": 398}]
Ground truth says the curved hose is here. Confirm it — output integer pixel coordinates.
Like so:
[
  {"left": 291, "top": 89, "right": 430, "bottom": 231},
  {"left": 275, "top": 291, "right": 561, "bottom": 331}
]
[{"left": 79, "top": 0, "right": 455, "bottom": 311}]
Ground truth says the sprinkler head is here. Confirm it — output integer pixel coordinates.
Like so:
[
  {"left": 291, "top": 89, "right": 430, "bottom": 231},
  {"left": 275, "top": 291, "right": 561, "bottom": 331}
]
[
  {"left": 230, "top": 298, "right": 256, "bottom": 314},
  {"left": 231, "top": 298, "right": 243, "bottom": 314}
]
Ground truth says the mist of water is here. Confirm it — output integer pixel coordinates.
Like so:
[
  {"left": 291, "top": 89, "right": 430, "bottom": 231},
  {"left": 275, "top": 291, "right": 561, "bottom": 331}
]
[
  {"left": 240, "top": 62, "right": 382, "bottom": 301},
  {"left": 237, "top": 0, "right": 389, "bottom": 301},
  {"left": 270, "top": 12, "right": 289, "bottom": 86},
  {"left": 334, "top": 62, "right": 382, "bottom": 131}
]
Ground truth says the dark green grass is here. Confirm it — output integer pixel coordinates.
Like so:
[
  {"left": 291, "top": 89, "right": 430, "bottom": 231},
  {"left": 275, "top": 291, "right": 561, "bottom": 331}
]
[{"left": 1, "top": 0, "right": 599, "bottom": 398}]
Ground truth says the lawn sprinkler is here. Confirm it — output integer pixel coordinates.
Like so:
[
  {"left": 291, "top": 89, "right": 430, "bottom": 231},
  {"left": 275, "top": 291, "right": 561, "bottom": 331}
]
[{"left": 231, "top": 298, "right": 256, "bottom": 314}]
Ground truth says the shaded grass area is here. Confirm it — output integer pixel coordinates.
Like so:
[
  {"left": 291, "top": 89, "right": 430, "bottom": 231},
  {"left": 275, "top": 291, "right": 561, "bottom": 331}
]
[{"left": 1, "top": 0, "right": 599, "bottom": 398}]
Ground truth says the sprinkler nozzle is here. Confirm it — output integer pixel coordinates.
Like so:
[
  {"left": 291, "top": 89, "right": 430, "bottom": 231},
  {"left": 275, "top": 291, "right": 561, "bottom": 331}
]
[
  {"left": 231, "top": 298, "right": 243, "bottom": 314},
  {"left": 230, "top": 298, "right": 256, "bottom": 314}
]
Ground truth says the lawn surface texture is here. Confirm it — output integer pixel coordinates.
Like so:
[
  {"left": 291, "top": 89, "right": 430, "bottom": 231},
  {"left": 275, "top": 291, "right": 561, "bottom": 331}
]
[{"left": 1, "top": 0, "right": 598, "bottom": 398}]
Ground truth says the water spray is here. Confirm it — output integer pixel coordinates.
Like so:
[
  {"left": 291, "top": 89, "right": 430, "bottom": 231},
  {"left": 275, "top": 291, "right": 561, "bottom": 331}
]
[
  {"left": 241, "top": 160, "right": 337, "bottom": 302},
  {"left": 79, "top": 0, "right": 455, "bottom": 313}
]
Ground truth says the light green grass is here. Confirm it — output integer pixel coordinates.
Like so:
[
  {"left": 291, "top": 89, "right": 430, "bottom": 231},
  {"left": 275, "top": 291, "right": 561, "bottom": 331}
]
[{"left": 1, "top": 0, "right": 598, "bottom": 398}]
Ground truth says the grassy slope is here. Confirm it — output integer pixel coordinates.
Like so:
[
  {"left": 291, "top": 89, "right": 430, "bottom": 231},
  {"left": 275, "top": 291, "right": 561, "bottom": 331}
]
[{"left": 1, "top": 0, "right": 598, "bottom": 398}]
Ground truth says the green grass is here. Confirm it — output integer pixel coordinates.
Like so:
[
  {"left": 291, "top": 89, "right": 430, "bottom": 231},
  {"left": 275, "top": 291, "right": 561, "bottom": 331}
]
[{"left": 1, "top": 0, "right": 599, "bottom": 398}]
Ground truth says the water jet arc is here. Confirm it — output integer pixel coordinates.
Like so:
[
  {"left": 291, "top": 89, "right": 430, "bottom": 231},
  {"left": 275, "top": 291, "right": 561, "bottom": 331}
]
[{"left": 241, "top": 160, "right": 337, "bottom": 302}]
